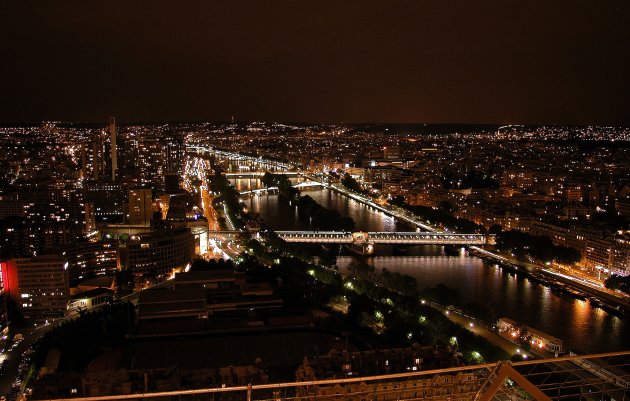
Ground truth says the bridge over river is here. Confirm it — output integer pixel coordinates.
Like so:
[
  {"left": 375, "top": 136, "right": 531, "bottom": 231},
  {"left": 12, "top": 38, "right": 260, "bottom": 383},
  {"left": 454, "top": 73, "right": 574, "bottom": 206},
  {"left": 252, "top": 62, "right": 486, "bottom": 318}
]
[
  {"left": 277, "top": 231, "right": 495, "bottom": 254},
  {"left": 240, "top": 181, "right": 325, "bottom": 195}
]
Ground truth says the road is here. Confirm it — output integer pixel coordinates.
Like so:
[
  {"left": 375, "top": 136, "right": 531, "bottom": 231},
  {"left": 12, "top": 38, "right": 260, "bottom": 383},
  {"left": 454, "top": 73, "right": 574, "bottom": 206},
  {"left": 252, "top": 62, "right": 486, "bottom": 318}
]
[
  {"left": 0, "top": 321, "right": 56, "bottom": 397},
  {"left": 429, "top": 303, "right": 548, "bottom": 361}
]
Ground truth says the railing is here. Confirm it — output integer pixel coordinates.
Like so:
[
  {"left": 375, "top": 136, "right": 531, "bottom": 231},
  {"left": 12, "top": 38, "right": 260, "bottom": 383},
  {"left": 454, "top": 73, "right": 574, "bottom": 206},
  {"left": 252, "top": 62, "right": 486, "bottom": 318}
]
[{"left": 38, "top": 351, "right": 630, "bottom": 401}]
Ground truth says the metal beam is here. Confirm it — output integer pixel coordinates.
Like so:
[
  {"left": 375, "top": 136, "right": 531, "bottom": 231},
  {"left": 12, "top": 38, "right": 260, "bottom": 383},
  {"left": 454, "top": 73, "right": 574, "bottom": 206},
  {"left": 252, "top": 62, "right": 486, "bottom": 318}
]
[{"left": 478, "top": 362, "right": 553, "bottom": 401}]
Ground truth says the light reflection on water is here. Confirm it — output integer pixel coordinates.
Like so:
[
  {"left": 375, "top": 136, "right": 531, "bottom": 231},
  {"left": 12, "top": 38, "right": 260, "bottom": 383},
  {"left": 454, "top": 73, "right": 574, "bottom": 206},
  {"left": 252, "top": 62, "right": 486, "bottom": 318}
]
[
  {"left": 336, "top": 255, "right": 627, "bottom": 353},
  {"left": 240, "top": 183, "right": 627, "bottom": 352}
]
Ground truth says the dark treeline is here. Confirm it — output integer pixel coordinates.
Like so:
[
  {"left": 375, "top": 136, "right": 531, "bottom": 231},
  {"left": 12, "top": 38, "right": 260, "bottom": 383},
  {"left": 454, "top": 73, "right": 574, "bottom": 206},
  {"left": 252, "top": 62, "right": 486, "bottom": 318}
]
[
  {"left": 441, "top": 169, "right": 500, "bottom": 190},
  {"left": 33, "top": 303, "right": 135, "bottom": 372},
  {"left": 420, "top": 283, "right": 496, "bottom": 325},
  {"left": 261, "top": 171, "right": 300, "bottom": 200},
  {"left": 346, "top": 262, "right": 418, "bottom": 298},
  {"left": 190, "top": 258, "right": 235, "bottom": 271},
  {"left": 389, "top": 196, "right": 483, "bottom": 233},
  {"left": 209, "top": 163, "right": 246, "bottom": 229},
  {"left": 263, "top": 172, "right": 356, "bottom": 231},
  {"left": 341, "top": 173, "right": 370, "bottom": 196},
  {"left": 495, "top": 229, "right": 581, "bottom": 264},
  {"left": 605, "top": 274, "right": 630, "bottom": 295},
  {"left": 238, "top": 245, "right": 507, "bottom": 362}
]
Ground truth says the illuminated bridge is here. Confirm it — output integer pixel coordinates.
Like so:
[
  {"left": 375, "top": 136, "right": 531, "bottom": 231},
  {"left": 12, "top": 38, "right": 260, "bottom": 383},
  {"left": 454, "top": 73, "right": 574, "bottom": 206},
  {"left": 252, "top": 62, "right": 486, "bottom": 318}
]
[
  {"left": 277, "top": 231, "right": 496, "bottom": 247},
  {"left": 226, "top": 171, "right": 301, "bottom": 178},
  {"left": 240, "top": 181, "right": 326, "bottom": 195},
  {"left": 39, "top": 351, "right": 630, "bottom": 401},
  {"left": 187, "top": 145, "right": 294, "bottom": 170}
]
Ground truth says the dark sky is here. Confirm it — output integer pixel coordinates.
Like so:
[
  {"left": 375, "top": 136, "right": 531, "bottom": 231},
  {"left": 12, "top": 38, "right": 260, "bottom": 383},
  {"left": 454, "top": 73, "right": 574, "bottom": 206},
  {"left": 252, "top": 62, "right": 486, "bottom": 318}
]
[{"left": 2, "top": 1, "right": 629, "bottom": 125}]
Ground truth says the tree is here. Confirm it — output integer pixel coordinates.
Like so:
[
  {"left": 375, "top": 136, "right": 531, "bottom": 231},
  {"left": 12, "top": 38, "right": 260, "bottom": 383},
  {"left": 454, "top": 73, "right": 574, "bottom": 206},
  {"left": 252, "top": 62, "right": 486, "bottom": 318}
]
[
  {"left": 497, "top": 230, "right": 582, "bottom": 265},
  {"left": 5, "top": 297, "right": 27, "bottom": 327},
  {"left": 261, "top": 172, "right": 274, "bottom": 188},
  {"left": 438, "top": 201, "right": 454, "bottom": 214},
  {"left": 605, "top": 274, "right": 630, "bottom": 294},
  {"left": 190, "top": 258, "right": 213, "bottom": 271},
  {"left": 554, "top": 246, "right": 582, "bottom": 264},
  {"left": 341, "top": 173, "right": 369, "bottom": 195},
  {"left": 489, "top": 224, "right": 503, "bottom": 235},
  {"left": 190, "top": 177, "right": 202, "bottom": 188}
]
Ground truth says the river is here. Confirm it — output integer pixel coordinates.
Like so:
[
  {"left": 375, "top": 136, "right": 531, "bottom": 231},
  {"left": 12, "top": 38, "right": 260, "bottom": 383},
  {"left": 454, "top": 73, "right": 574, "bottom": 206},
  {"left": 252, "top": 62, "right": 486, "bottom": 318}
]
[{"left": 228, "top": 175, "right": 629, "bottom": 353}]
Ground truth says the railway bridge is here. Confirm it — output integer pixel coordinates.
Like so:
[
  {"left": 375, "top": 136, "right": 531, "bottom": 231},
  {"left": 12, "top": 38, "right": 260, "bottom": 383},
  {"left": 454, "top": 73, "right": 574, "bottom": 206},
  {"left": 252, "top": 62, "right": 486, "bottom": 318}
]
[{"left": 276, "top": 231, "right": 495, "bottom": 254}]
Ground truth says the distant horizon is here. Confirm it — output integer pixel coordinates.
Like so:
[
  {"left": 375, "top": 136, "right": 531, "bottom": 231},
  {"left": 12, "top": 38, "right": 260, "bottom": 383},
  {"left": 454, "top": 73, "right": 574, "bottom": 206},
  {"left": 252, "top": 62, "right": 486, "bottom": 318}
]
[{"left": 1, "top": 120, "right": 629, "bottom": 129}]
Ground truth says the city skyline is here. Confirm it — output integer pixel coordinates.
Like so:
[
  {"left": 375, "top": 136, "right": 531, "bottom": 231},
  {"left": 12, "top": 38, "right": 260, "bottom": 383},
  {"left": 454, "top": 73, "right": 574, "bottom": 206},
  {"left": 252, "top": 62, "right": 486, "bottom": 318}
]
[{"left": 0, "top": 119, "right": 628, "bottom": 399}]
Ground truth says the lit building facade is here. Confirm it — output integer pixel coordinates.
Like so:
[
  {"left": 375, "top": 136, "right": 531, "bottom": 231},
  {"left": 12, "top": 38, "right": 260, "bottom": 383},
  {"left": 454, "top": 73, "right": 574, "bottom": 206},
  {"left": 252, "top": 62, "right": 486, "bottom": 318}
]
[
  {"left": 1, "top": 255, "right": 70, "bottom": 317},
  {"left": 84, "top": 181, "right": 126, "bottom": 223},
  {"left": 0, "top": 262, "right": 9, "bottom": 350},
  {"left": 128, "top": 189, "right": 153, "bottom": 226},
  {"left": 124, "top": 228, "right": 194, "bottom": 278},
  {"left": 64, "top": 240, "right": 119, "bottom": 284}
]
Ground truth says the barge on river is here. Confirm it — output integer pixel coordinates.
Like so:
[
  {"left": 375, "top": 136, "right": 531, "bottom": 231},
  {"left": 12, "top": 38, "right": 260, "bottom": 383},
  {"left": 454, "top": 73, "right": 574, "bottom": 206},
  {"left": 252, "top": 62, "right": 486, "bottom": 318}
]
[{"left": 496, "top": 317, "right": 564, "bottom": 355}]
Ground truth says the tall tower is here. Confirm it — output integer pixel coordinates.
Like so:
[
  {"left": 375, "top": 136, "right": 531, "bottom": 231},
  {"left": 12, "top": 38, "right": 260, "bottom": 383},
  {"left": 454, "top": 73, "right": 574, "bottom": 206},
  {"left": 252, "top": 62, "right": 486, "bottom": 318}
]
[
  {"left": 109, "top": 117, "right": 117, "bottom": 182},
  {"left": 92, "top": 136, "right": 102, "bottom": 180}
]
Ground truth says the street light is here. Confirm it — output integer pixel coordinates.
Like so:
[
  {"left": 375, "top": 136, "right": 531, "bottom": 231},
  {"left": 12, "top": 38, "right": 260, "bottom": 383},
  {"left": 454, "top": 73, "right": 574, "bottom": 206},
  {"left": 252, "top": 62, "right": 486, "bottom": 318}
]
[{"left": 595, "top": 265, "right": 603, "bottom": 280}]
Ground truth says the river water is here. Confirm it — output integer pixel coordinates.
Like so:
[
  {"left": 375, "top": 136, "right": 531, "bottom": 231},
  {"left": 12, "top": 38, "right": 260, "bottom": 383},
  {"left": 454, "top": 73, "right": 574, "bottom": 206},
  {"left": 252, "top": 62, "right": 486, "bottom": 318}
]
[{"left": 229, "top": 177, "right": 629, "bottom": 353}]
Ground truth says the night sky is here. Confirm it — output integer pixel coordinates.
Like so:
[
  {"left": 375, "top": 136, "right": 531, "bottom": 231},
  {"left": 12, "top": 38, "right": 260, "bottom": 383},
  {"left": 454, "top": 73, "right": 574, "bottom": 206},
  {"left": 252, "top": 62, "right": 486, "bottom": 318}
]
[{"left": 2, "top": 1, "right": 629, "bottom": 125}]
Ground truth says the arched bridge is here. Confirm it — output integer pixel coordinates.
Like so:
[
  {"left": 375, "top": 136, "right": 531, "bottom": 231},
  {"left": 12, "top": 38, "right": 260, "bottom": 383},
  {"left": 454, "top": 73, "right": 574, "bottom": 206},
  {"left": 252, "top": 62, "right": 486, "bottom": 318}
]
[{"left": 276, "top": 231, "right": 496, "bottom": 246}]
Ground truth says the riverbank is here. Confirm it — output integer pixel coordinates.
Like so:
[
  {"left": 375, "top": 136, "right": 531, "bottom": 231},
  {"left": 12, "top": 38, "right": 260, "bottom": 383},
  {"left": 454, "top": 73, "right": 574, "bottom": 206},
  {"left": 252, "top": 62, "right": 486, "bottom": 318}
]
[
  {"left": 325, "top": 175, "right": 630, "bottom": 315},
  {"left": 430, "top": 304, "right": 554, "bottom": 360},
  {"left": 470, "top": 247, "right": 630, "bottom": 313},
  {"left": 207, "top": 151, "right": 629, "bottom": 352}
]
